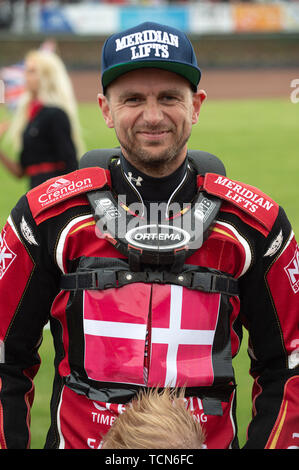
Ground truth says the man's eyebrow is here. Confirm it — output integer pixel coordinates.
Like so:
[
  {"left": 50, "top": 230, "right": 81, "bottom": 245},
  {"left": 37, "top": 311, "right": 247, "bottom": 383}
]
[
  {"left": 118, "top": 90, "right": 143, "bottom": 100},
  {"left": 159, "top": 88, "right": 185, "bottom": 96}
]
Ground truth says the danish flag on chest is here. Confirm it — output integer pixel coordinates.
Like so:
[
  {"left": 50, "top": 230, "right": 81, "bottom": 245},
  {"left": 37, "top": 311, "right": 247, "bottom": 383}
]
[{"left": 83, "top": 283, "right": 221, "bottom": 387}]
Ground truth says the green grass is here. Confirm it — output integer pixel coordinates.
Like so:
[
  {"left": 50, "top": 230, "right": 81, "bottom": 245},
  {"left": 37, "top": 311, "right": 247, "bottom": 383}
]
[{"left": 1, "top": 97, "right": 298, "bottom": 448}]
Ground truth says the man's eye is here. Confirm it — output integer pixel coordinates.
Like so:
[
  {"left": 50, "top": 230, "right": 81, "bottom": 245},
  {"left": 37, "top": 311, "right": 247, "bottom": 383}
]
[
  {"left": 125, "top": 97, "right": 141, "bottom": 104},
  {"left": 161, "top": 95, "right": 178, "bottom": 102}
]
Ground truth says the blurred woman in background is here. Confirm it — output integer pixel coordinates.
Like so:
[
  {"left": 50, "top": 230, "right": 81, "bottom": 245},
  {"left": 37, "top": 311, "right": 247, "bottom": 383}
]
[{"left": 0, "top": 49, "right": 84, "bottom": 189}]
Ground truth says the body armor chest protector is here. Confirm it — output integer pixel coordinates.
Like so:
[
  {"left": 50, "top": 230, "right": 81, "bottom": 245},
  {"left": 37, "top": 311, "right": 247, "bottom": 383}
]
[{"left": 60, "top": 149, "right": 239, "bottom": 415}]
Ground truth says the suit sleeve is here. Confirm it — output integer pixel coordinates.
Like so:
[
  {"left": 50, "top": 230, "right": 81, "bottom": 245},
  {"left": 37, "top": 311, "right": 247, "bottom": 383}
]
[
  {"left": 0, "top": 195, "right": 59, "bottom": 449},
  {"left": 239, "top": 207, "right": 299, "bottom": 449}
]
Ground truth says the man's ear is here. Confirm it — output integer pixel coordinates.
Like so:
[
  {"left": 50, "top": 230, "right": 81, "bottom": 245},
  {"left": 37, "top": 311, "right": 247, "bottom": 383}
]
[
  {"left": 98, "top": 93, "right": 114, "bottom": 128},
  {"left": 192, "top": 89, "right": 207, "bottom": 125}
]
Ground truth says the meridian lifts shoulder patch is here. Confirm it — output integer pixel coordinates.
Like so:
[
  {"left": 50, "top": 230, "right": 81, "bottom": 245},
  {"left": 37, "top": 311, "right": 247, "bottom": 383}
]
[{"left": 203, "top": 173, "right": 279, "bottom": 232}]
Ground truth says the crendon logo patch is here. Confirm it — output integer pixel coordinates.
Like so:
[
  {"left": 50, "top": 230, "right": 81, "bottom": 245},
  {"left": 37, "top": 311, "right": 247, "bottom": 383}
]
[
  {"left": 0, "top": 228, "right": 16, "bottom": 280},
  {"left": 284, "top": 246, "right": 299, "bottom": 294},
  {"left": 38, "top": 176, "right": 92, "bottom": 207},
  {"left": 27, "top": 168, "right": 110, "bottom": 220}
]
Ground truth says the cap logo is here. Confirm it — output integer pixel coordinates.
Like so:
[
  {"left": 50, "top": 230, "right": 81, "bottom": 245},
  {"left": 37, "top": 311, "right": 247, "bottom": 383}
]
[{"left": 115, "top": 29, "right": 179, "bottom": 60}]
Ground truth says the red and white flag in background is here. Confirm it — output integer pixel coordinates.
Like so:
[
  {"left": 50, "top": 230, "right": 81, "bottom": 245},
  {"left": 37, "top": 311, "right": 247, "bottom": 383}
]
[{"left": 0, "top": 39, "right": 57, "bottom": 110}]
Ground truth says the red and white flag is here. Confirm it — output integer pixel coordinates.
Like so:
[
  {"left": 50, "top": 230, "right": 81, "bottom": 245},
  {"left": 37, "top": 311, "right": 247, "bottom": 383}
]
[
  {"left": 83, "top": 283, "right": 220, "bottom": 387},
  {"left": 0, "top": 63, "right": 25, "bottom": 110}
]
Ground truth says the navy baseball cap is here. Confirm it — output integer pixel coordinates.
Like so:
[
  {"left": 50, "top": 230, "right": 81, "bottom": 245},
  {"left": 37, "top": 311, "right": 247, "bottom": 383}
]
[{"left": 101, "top": 22, "right": 201, "bottom": 92}]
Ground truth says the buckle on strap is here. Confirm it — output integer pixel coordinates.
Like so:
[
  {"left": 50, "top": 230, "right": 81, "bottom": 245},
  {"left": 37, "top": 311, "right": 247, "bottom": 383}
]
[
  {"left": 191, "top": 272, "right": 214, "bottom": 292},
  {"left": 60, "top": 270, "right": 118, "bottom": 291},
  {"left": 95, "top": 269, "right": 118, "bottom": 290},
  {"left": 191, "top": 271, "right": 239, "bottom": 296}
]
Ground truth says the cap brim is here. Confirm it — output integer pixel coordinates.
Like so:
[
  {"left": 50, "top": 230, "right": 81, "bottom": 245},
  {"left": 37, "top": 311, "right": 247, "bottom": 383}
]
[{"left": 102, "top": 60, "right": 201, "bottom": 91}]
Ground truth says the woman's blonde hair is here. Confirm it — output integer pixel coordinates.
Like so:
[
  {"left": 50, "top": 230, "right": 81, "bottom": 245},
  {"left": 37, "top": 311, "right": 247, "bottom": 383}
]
[
  {"left": 101, "top": 388, "right": 206, "bottom": 449},
  {"left": 6, "top": 49, "right": 84, "bottom": 156}
]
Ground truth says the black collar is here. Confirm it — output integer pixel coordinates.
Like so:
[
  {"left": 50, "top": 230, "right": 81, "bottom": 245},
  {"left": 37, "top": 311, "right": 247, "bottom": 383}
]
[{"left": 110, "top": 154, "right": 197, "bottom": 208}]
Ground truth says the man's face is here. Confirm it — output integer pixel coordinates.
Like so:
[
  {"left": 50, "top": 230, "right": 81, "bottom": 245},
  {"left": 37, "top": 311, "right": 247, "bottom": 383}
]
[{"left": 98, "top": 68, "right": 205, "bottom": 176}]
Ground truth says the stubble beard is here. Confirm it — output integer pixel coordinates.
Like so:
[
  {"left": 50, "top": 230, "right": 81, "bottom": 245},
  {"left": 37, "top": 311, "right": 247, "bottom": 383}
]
[{"left": 116, "top": 126, "right": 190, "bottom": 176}]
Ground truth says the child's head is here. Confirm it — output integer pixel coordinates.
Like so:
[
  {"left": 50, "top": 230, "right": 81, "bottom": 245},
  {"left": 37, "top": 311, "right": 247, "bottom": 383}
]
[{"left": 101, "top": 387, "right": 206, "bottom": 449}]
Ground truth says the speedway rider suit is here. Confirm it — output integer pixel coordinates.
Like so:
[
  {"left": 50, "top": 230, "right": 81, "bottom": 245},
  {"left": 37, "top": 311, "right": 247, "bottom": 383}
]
[{"left": 0, "top": 149, "right": 298, "bottom": 449}]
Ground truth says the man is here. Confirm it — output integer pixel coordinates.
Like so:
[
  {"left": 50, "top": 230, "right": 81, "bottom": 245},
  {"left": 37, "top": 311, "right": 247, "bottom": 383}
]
[{"left": 0, "top": 22, "right": 298, "bottom": 449}]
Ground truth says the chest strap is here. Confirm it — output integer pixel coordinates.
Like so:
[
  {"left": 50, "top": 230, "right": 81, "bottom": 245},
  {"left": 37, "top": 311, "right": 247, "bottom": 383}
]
[
  {"left": 64, "top": 371, "right": 235, "bottom": 416},
  {"left": 60, "top": 267, "right": 239, "bottom": 296}
]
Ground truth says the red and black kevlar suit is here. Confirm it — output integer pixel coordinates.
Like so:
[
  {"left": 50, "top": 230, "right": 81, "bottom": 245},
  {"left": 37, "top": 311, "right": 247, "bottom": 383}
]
[{"left": 0, "top": 155, "right": 298, "bottom": 449}]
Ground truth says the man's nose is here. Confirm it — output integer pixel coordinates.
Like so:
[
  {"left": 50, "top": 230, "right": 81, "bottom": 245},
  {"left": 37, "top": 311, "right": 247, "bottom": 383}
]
[{"left": 143, "top": 98, "right": 163, "bottom": 125}]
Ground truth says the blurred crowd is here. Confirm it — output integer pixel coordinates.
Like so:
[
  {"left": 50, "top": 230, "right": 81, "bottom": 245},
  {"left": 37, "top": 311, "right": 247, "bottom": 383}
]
[
  {"left": 0, "top": 0, "right": 297, "bottom": 28},
  {"left": 1, "top": 0, "right": 299, "bottom": 32}
]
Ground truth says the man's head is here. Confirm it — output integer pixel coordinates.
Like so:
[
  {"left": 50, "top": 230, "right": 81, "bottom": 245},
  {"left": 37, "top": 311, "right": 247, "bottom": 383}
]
[{"left": 98, "top": 22, "right": 206, "bottom": 177}]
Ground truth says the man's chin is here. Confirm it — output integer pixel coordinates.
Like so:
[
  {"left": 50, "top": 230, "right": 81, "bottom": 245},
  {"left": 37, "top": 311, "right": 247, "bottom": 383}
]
[
  {"left": 120, "top": 140, "right": 187, "bottom": 173},
  {"left": 134, "top": 149, "right": 176, "bottom": 166}
]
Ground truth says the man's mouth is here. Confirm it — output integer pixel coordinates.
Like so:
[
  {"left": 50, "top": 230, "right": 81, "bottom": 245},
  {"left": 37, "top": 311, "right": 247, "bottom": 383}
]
[{"left": 136, "top": 130, "right": 171, "bottom": 140}]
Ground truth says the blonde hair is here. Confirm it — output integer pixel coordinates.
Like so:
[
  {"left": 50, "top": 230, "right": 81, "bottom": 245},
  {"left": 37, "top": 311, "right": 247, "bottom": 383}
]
[
  {"left": 6, "top": 50, "right": 84, "bottom": 156},
  {"left": 101, "top": 388, "right": 206, "bottom": 449}
]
